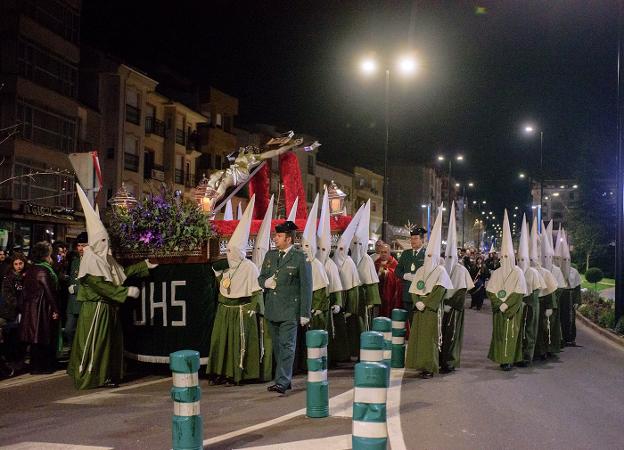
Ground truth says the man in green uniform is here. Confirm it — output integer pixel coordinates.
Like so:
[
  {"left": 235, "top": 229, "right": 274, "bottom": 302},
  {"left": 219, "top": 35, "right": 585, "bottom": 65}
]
[
  {"left": 395, "top": 227, "right": 426, "bottom": 317},
  {"left": 516, "top": 216, "right": 545, "bottom": 366},
  {"left": 351, "top": 199, "right": 381, "bottom": 330},
  {"left": 68, "top": 185, "right": 157, "bottom": 390},
  {"left": 486, "top": 210, "right": 527, "bottom": 371},
  {"left": 208, "top": 197, "right": 265, "bottom": 384},
  {"left": 259, "top": 220, "right": 312, "bottom": 394},
  {"left": 440, "top": 202, "right": 474, "bottom": 373},
  {"left": 405, "top": 206, "right": 452, "bottom": 378}
]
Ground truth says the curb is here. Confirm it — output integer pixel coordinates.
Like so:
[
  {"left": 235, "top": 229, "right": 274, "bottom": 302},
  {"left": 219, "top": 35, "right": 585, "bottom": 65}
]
[{"left": 576, "top": 311, "right": 624, "bottom": 348}]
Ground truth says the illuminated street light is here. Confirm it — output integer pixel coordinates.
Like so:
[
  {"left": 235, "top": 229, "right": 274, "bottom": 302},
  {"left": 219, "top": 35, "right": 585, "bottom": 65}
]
[
  {"left": 468, "top": 182, "right": 474, "bottom": 187},
  {"left": 573, "top": 184, "right": 578, "bottom": 189},
  {"left": 437, "top": 155, "right": 445, "bottom": 161},
  {"left": 519, "top": 172, "right": 526, "bottom": 179},
  {"left": 397, "top": 55, "right": 419, "bottom": 75},
  {"left": 360, "top": 58, "right": 377, "bottom": 75}
]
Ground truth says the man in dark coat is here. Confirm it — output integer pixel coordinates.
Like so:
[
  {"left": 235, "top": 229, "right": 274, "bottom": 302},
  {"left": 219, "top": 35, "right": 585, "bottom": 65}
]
[{"left": 395, "top": 227, "right": 427, "bottom": 317}]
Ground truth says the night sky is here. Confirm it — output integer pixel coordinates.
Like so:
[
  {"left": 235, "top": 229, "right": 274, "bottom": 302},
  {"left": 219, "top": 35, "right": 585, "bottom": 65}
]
[{"left": 82, "top": 0, "right": 619, "bottom": 212}]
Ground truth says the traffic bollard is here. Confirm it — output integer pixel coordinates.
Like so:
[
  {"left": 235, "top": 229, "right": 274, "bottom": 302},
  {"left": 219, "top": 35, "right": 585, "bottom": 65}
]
[
  {"left": 360, "top": 331, "right": 384, "bottom": 364},
  {"left": 372, "top": 317, "right": 392, "bottom": 370},
  {"left": 391, "top": 309, "right": 408, "bottom": 368},
  {"left": 170, "top": 350, "right": 202, "bottom": 450},
  {"left": 352, "top": 361, "right": 389, "bottom": 450},
  {"left": 306, "top": 329, "right": 329, "bottom": 418}
]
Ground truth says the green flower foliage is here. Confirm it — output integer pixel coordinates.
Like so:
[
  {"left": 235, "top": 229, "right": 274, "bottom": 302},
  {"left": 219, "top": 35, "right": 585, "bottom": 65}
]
[{"left": 107, "top": 189, "right": 212, "bottom": 253}]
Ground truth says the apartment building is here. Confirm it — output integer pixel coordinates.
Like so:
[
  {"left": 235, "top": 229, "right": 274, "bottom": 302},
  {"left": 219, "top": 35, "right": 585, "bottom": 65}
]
[{"left": 353, "top": 166, "right": 384, "bottom": 243}]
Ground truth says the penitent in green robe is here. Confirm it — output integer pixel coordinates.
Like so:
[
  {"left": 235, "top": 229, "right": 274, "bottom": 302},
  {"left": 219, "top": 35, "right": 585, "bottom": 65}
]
[
  {"left": 521, "top": 289, "right": 540, "bottom": 363},
  {"left": 207, "top": 291, "right": 265, "bottom": 383},
  {"left": 310, "top": 287, "right": 330, "bottom": 331},
  {"left": 535, "top": 292, "right": 554, "bottom": 358},
  {"left": 327, "top": 291, "right": 350, "bottom": 365},
  {"left": 406, "top": 285, "right": 446, "bottom": 373},
  {"left": 360, "top": 283, "right": 382, "bottom": 331},
  {"left": 487, "top": 292, "right": 524, "bottom": 365},
  {"left": 559, "top": 286, "right": 581, "bottom": 345},
  {"left": 440, "top": 288, "right": 467, "bottom": 369},
  {"left": 67, "top": 261, "right": 149, "bottom": 390},
  {"left": 345, "top": 286, "right": 363, "bottom": 358}
]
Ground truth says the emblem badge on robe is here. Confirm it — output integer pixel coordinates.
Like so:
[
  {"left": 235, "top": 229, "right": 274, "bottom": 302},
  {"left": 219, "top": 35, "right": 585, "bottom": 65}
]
[
  {"left": 497, "top": 289, "right": 507, "bottom": 299},
  {"left": 416, "top": 280, "right": 425, "bottom": 290}
]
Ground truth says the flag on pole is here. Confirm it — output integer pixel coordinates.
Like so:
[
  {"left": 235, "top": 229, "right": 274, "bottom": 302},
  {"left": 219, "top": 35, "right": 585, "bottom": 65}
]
[{"left": 68, "top": 151, "right": 102, "bottom": 206}]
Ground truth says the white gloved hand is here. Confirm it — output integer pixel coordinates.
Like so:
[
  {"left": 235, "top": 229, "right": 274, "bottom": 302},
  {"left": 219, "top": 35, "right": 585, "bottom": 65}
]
[
  {"left": 545, "top": 308, "right": 553, "bottom": 317},
  {"left": 68, "top": 284, "right": 76, "bottom": 295},
  {"left": 403, "top": 273, "right": 415, "bottom": 282},
  {"left": 264, "top": 275, "right": 277, "bottom": 289},
  {"left": 300, "top": 316, "right": 310, "bottom": 327},
  {"left": 145, "top": 259, "right": 159, "bottom": 269},
  {"left": 344, "top": 312, "right": 352, "bottom": 318},
  {"left": 444, "top": 304, "right": 451, "bottom": 313},
  {"left": 499, "top": 303, "right": 508, "bottom": 313},
  {"left": 331, "top": 304, "right": 341, "bottom": 314},
  {"left": 415, "top": 301, "right": 425, "bottom": 311},
  {"left": 313, "top": 309, "right": 324, "bottom": 316},
  {"left": 127, "top": 286, "right": 141, "bottom": 299}
]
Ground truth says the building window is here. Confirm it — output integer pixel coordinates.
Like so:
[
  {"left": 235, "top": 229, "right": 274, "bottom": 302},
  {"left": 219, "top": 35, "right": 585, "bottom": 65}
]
[
  {"left": 126, "top": 88, "right": 141, "bottom": 125},
  {"left": 175, "top": 155, "right": 184, "bottom": 184},
  {"left": 13, "top": 158, "right": 74, "bottom": 208},
  {"left": 16, "top": 99, "right": 76, "bottom": 153},
  {"left": 17, "top": 38, "right": 77, "bottom": 97},
  {"left": 144, "top": 148, "right": 155, "bottom": 179},
  {"left": 175, "top": 114, "right": 185, "bottom": 145},
  {"left": 124, "top": 135, "right": 139, "bottom": 172},
  {"left": 185, "top": 160, "right": 193, "bottom": 187},
  {"left": 22, "top": 0, "right": 80, "bottom": 43},
  {"left": 215, "top": 113, "right": 222, "bottom": 127}
]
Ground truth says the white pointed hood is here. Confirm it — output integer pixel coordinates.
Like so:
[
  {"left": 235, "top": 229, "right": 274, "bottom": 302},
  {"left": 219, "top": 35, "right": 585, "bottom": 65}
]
[
  {"left": 540, "top": 221, "right": 555, "bottom": 271},
  {"left": 220, "top": 195, "right": 261, "bottom": 298},
  {"left": 223, "top": 199, "right": 234, "bottom": 220},
  {"left": 287, "top": 197, "right": 299, "bottom": 222},
  {"left": 76, "top": 184, "right": 126, "bottom": 285},
  {"left": 489, "top": 241, "right": 496, "bottom": 254},
  {"left": 317, "top": 187, "right": 343, "bottom": 293},
  {"left": 561, "top": 229, "right": 581, "bottom": 288},
  {"left": 251, "top": 194, "right": 274, "bottom": 270},
  {"left": 227, "top": 195, "right": 254, "bottom": 267},
  {"left": 487, "top": 210, "right": 527, "bottom": 301},
  {"left": 352, "top": 200, "right": 379, "bottom": 285},
  {"left": 409, "top": 204, "right": 452, "bottom": 296},
  {"left": 332, "top": 206, "right": 361, "bottom": 290},
  {"left": 237, "top": 202, "right": 243, "bottom": 220},
  {"left": 529, "top": 216, "right": 541, "bottom": 269},
  {"left": 301, "top": 193, "right": 329, "bottom": 291},
  {"left": 444, "top": 202, "right": 473, "bottom": 297},
  {"left": 518, "top": 214, "right": 530, "bottom": 272}
]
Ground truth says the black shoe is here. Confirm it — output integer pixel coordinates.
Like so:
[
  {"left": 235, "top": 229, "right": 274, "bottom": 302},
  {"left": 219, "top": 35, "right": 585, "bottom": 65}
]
[
  {"left": 418, "top": 371, "right": 433, "bottom": 379},
  {"left": 515, "top": 360, "right": 530, "bottom": 368},
  {"left": 268, "top": 384, "right": 287, "bottom": 394},
  {"left": 440, "top": 365, "right": 455, "bottom": 374},
  {"left": 500, "top": 364, "right": 512, "bottom": 371},
  {"left": 102, "top": 380, "right": 119, "bottom": 388},
  {"left": 566, "top": 341, "right": 578, "bottom": 347}
]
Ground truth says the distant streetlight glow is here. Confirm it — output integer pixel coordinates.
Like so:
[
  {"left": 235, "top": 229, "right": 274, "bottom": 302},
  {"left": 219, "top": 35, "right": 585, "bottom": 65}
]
[
  {"left": 482, "top": 200, "right": 487, "bottom": 204},
  {"left": 397, "top": 55, "right": 418, "bottom": 75},
  {"left": 573, "top": 184, "right": 578, "bottom": 189},
  {"left": 421, "top": 204, "right": 427, "bottom": 208},
  {"left": 437, "top": 155, "right": 445, "bottom": 161},
  {"left": 468, "top": 182, "right": 474, "bottom": 187},
  {"left": 456, "top": 155, "right": 464, "bottom": 161},
  {"left": 553, "top": 192, "right": 560, "bottom": 197},
  {"left": 524, "top": 125, "right": 534, "bottom": 134},
  {"left": 519, "top": 172, "right": 526, "bottom": 179},
  {"left": 360, "top": 58, "right": 377, "bottom": 75},
  {"left": 455, "top": 183, "right": 460, "bottom": 187}
]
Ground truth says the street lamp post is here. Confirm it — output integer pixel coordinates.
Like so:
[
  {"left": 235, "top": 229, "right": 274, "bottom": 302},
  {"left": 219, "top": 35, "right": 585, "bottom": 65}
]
[
  {"left": 523, "top": 125, "right": 544, "bottom": 232},
  {"left": 421, "top": 203, "right": 431, "bottom": 240},
  {"left": 437, "top": 154, "right": 464, "bottom": 209},
  {"left": 360, "top": 54, "right": 419, "bottom": 242}
]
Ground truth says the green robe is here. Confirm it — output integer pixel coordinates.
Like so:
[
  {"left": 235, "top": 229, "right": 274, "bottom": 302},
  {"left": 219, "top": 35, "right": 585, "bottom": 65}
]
[
  {"left": 542, "top": 289, "right": 563, "bottom": 354},
  {"left": 534, "top": 292, "right": 555, "bottom": 358},
  {"left": 406, "top": 285, "right": 446, "bottom": 373},
  {"left": 67, "top": 261, "right": 149, "bottom": 390},
  {"left": 360, "top": 283, "right": 381, "bottom": 331},
  {"left": 487, "top": 292, "right": 524, "bottom": 365},
  {"left": 344, "top": 286, "right": 363, "bottom": 358},
  {"left": 310, "top": 287, "right": 330, "bottom": 331},
  {"left": 440, "top": 288, "right": 467, "bottom": 369},
  {"left": 207, "top": 291, "right": 265, "bottom": 383},
  {"left": 327, "top": 290, "right": 350, "bottom": 365},
  {"left": 559, "top": 286, "right": 581, "bottom": 345},
  {"left": 521, "top": 289, "right": 540, "bottom": 362}
]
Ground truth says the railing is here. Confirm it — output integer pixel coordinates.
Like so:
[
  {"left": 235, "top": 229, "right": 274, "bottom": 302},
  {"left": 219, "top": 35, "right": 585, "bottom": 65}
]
[
  {"left": 145, "top": 116, "right": 166, "bottom": 137},
  {"left": 186, "top": 131, "right": 199, "bottom": 151},
  {"left": 144, "top": 163, "right": 165, "bottom": 180},
  {"left": 124, "top": 153, "right": 139, "bottom": 172},
  {"left": 126, "top": 105, "right": 141, "bottom": 125},
  {"left": 174, "top": 169, "right": 184, "bottom": 184},
  {"left": 175, "top": 129, "right": 185, "bottom": 145}
]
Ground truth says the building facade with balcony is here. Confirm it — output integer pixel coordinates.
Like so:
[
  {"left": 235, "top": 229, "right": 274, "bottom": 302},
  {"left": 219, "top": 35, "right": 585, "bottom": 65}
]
[{"left": 0, "top": 0, "right": 83, "bottom": 249}]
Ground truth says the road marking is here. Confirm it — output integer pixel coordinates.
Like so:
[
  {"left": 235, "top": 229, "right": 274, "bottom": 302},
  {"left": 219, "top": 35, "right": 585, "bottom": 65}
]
[
  {"left": 56, "top": 377, "right": 171, "bottom": 405},
  {"left": 232, "top": 433, "right": 352, "bottom": 450},
  {"left": 387, "top": 368, "right": 407, "bottom": 450},
  {"left": 0, "top": 443, "right": 112, "bottom": 449},
  {"left": 0, "top": 371, "right": 66, "bottom": 391}
]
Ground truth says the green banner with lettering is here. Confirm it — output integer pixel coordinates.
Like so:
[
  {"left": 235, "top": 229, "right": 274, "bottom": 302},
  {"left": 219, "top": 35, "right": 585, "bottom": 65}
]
[{"left": 122, "top": 263, "right": 218, "bottom": 363}]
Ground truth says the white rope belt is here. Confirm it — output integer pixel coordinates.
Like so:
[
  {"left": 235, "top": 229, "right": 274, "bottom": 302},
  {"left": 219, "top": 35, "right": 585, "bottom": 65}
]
[
  {"left": 79, "top": 301, "right": 102, "bottom": 374},
  {"left": 504, "top": 319, "right": 510, "bottom": 358}
]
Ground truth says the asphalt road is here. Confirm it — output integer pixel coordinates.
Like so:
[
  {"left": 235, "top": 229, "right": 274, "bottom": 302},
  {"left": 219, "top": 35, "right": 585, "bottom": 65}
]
[{"left": 0, "top": 298, "right": 622, "bottom": 450}]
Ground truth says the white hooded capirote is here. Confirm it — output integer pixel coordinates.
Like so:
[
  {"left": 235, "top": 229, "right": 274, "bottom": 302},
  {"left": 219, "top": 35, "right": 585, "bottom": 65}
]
[
  {"left": 332, "top": 203, "right": 362, "bottom": 291},
  {"left": 486, "top": 210, "right": 527, "bottom": 301},
  {"left": 351, "top": 199, "right": 379, "bottom": 285},
  {"left": 236, "top": 202, "right": 243, "bottom": 220},
  {"left": 560, "top": 229, "right": 581, "bottom": 288},
  {"left": 76, "top": 184, "right": 127, "bottom": 286},
  {"left": 541, "top": 220, "right": 566, "bottom": 288},
  {"left": 554, "top": 224, "right": 564, "bottom": 267},
  {"left": 530, "top": 216, "right": 558, "bottom": 297},
  {"left": 251, "top": 194, "right": 274, "bottom": 270},
  {"left": 444, "top": 202, "right": 474, "bottom": 298},
  {"left": 518, "top": 215, "right": 545, "bottom": 293},
  {"left": 409, "top": 204, "right": 452, "bottom": 296},
  {"left": 286, "top": 197, "right": 299, "bottom": 222},
  {"left": 223, "top": 199, "right": 234, "bottom": 220},
  {"left": 317, "top": 187, "right": 343, "bottom": 294},
  {"left": 301, "top": 193, "right": 329, "bottom": 291},
  {"left": 221, "top": 195, "right": 261, "bottom": 298}
]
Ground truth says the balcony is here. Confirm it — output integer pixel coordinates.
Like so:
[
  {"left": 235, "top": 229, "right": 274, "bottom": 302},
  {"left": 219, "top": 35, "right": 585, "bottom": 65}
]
[
  {"left": 175, "top": 129, "right": 185, "bottom": 146},
  {"left": 124, "top": 153, "right": 139, "bottom": 172},
  {"left": 174, "top": 169, "right": 184, "bottom": 185},
  {"left": 126, "top": 105, "right": 141, "bottom": 125},
  {"left": 144, "top": 163, "right": 165, "bottom": 181},
  {"left": 145, "top": 116, "right": 166, "bottom": 137},
  {"left": 186, "top": 130, "right": 199, "bottom": 151}
]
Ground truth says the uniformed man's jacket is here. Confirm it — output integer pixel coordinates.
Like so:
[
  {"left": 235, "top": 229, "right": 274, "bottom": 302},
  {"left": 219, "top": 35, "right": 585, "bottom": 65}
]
[
  {"left": 259, "top": 247, "right": 312, "bottom": 322},
  {"left": 395, "top": 247, "right": 426, "bottom": 302}
]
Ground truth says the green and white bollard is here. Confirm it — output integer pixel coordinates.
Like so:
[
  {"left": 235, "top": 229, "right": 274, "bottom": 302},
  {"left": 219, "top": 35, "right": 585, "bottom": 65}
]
[
  {"left": 352, "top": 361, "right": 389, "bottom": 450},
  {"left": 170, "top": 350, "right": 202, "bottom": 450},
  {"left": 372, "top": 317, "right": 392, "bottom": 377},
  {"left": 360, "top": 331, "right": 384, "bottom": 365},
  {"left": 306, "top": 329, "right": 329, "bottom": 418},
  {"left": 391, "top": 309, "right": 408, "bottom": 368}
]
